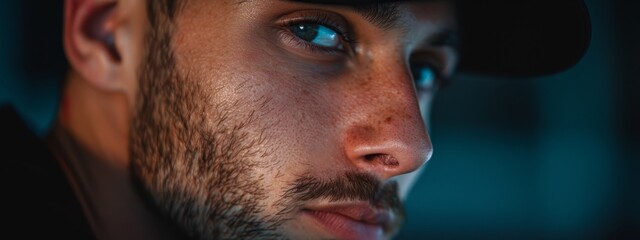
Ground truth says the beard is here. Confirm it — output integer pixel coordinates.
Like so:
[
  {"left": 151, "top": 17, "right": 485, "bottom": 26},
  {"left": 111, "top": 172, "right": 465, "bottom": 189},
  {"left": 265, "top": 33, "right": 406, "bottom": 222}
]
[
  {"left": 129, "top": 9, "right": 404, "bottom": 240},
  {"left": 129, "top": 13, "right": 283, "bottom": 239}
]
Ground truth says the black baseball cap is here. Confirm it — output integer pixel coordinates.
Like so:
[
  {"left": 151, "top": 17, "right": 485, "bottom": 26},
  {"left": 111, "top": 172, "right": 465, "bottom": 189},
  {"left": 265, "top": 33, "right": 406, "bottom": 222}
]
[
  {"left": 27, "top": 1, "right": 590, "bottom": 79},
  {"left": 293, "top": 0, "right": 592, "bottom": 77}
]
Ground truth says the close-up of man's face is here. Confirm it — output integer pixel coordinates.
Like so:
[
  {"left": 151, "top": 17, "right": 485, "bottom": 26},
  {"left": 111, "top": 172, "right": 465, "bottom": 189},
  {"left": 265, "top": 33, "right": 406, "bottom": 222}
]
[{"left": 127, "top": 0, "right": 457, "bottom": 239}]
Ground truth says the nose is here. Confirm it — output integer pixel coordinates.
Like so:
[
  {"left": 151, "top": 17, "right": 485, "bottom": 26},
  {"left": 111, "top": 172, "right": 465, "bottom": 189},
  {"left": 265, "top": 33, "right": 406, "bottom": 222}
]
[{"left": 342, "top": 67, "right": 433, "bottom": 180}]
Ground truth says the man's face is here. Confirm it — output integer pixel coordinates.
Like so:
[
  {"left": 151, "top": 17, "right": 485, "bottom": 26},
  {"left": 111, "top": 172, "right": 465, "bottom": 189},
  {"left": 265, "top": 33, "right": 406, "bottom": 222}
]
[{"left": 130, "top": 0, "right": 457, "bottom": 239}]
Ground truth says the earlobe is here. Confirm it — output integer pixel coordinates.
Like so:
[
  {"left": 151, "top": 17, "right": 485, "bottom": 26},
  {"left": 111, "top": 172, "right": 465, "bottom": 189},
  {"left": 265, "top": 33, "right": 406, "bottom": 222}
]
[{"left": 64, "top": 0, "right": 122, "bottom": 91}]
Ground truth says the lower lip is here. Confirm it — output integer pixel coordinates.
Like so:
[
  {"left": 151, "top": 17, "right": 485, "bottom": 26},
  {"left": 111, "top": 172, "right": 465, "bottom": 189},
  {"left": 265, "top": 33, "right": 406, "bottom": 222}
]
[{"left": 303, "top": 209, "right": 384, "bottom": 240}]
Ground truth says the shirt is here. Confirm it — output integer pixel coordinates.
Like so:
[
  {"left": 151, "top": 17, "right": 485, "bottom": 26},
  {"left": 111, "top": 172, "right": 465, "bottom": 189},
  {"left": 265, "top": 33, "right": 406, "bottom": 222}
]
[{"left": 0, "top": 105, "right": 95, "bottom": 239}]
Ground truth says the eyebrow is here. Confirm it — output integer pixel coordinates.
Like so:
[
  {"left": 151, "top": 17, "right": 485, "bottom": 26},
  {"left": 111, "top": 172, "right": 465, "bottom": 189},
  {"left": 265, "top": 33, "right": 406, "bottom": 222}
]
[
  {"left": 286, "top": 1, "right": 402, "bottom": 30},
  {"left": 352, "top": 3, "right": 460, "bottom": 51},
  {"left": 348, "top": 3, "right": 402, "bottom": 30},
  {"left": 351, "top": 3, "right": 459, "bottom": 50}
]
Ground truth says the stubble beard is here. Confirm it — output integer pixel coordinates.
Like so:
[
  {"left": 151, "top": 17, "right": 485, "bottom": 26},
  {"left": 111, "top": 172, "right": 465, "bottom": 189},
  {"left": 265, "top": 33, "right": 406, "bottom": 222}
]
[{"left": 128, "top": 15, "right": 286, "bottom": 239}]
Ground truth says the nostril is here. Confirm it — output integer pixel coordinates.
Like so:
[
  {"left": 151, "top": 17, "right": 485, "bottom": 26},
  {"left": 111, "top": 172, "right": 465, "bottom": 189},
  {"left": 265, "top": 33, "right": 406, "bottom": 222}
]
[
  {"left": 364, "top": 154, "right": 377, "bottom": 161},
  {"left": 363, "top": 154, "right": 399, "bottom": 167}
]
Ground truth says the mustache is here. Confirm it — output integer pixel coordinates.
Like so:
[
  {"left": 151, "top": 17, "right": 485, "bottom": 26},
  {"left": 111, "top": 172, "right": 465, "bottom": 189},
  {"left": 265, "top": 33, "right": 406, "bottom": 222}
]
[{"left": 279, "top": 171, "right": 404, "bottom": 218}]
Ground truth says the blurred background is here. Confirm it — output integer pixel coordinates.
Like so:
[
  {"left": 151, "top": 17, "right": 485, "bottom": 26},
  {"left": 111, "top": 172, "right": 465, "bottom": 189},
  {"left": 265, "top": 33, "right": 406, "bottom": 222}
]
[{"left": 1, "top": 0, "right": 637, "bottom": 239}]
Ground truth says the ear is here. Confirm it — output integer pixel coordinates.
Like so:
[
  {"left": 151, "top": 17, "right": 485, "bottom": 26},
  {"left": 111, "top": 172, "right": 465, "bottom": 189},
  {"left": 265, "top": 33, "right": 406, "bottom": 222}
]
[{"left": 64, "top": 0, "right": 124, "bottom": 92}]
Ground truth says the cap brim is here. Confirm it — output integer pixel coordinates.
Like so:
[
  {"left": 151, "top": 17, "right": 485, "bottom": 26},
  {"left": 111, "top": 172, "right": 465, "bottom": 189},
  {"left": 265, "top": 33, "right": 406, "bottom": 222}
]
[{"left": 292, "top": 0, "right": 592, "bottom": 77}]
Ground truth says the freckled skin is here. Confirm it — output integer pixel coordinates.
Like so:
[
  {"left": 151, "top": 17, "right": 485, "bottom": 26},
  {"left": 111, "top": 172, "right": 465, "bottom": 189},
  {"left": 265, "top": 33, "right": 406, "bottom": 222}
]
[{"left": 126, "top": 1, "right": 457, "bottom": 239}]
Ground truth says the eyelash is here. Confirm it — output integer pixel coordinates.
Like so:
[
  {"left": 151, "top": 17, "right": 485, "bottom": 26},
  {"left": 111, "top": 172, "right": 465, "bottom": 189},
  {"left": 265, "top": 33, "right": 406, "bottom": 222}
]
[{"left": 279, "top": 14, "right": 356, "bottom": 55}]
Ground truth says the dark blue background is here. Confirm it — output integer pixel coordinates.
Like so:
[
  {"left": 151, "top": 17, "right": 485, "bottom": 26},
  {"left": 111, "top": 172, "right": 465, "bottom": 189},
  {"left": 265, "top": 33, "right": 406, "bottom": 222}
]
[{"left": 1, "top": 0, "right": 637, "bottom": 239}]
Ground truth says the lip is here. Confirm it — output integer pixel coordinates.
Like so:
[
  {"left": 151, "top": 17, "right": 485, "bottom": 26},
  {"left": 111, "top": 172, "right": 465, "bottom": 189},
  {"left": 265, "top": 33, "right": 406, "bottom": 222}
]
[{"left": 302, "top": 203, "right": 393, "bottom": 240}]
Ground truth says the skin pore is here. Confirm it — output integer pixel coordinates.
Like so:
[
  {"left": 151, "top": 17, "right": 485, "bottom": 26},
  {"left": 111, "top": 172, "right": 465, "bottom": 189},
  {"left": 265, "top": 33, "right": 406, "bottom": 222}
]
[{"left": 58, "top": 0, "right": 457, "bottom": 239}]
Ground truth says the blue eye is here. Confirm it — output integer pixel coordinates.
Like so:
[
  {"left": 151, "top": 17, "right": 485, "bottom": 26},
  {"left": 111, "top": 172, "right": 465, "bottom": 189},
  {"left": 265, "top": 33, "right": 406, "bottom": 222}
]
[
  {"left": 290, "top": 23, "right": 342, "bottom": 49},
  {"left": 412, "top": 65, "right": 438, "bottom": 90}
]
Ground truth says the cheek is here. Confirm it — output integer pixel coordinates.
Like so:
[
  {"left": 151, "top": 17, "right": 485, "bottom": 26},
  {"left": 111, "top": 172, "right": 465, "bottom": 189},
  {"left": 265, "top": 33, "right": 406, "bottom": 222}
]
[
  {"left": 170, "top": 5, "right": 354, "bottom": 192},
  {"left": 229, "top": 68, "right": 336, "bottom": 163},
  {"left": 178, "top": 47, "right": 337, "bottom": 170}
]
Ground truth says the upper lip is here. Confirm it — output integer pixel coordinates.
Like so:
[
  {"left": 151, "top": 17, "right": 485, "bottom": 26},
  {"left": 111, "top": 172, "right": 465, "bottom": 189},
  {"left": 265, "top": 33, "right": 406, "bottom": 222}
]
[{"left": 304, "top": 202, "right": 394, "bottom": 229}]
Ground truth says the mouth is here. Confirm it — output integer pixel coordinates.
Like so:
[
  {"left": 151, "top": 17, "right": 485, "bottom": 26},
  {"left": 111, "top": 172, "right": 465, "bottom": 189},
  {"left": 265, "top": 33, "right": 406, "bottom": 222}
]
[{"left": 302, "top": 203, "right": 394, "bottom": 240}]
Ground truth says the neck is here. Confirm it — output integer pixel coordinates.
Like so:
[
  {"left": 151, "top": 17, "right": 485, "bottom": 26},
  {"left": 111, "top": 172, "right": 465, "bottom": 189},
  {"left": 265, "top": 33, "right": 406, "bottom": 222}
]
[
  {"left": 58, "top": 71, "right": 130, "bottom": 168},
  {"left": 49, "top": 127, "right": 187, "bottom": 240},
  {"left": 49, "top": 72, "right": 188, "bottom": 240}
]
